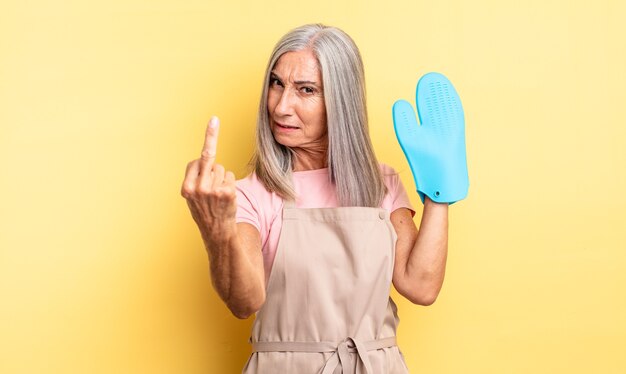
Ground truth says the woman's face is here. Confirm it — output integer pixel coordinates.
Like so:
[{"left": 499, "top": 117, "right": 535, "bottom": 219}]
[{"left": 267, "top": 49, "right": 327, "bottom": 149}]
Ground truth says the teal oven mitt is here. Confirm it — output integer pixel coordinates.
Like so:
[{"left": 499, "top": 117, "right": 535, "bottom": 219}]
[{"left": 392, "top": 72, "right": 469, "bottom": 205}]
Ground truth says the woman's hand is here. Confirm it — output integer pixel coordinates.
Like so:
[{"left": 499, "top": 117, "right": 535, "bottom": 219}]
[
  {"left": 181, "top": 116, "right": 237, "bottom": 243},
  {"left": 180, "top": 117, "right": 265, "bottom": 319}
]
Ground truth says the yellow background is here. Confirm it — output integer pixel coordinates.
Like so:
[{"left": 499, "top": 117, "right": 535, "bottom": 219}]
[{"left": 1, "top": 0, "right": 625, "bottom": 373}]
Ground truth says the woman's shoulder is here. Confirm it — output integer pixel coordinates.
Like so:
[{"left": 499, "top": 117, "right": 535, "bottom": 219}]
[
  {"left": 378, "top": 162, "right": 402, "bottom": 183},
  {"left": 378, "top": 162, "right": 398, "bottom": 174},
  {"left": 236, "top": 172, "right": 275, "bottom": 202},
  {"left": 377, "top": 162, "right": 416, "bottom": 215},
  {"left": 235, "top": 171, "right": 283, "bottom": 238},
  {"left": 236, "top": 171, "right": 284, "bottom": 209},
  {"left": 236, "top": 171, "right": 264, "bottom": 191}
]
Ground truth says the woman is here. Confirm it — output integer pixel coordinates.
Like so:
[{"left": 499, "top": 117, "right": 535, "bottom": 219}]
[{"left": 181, "top": 24, "right": 449, "bottom": 373}]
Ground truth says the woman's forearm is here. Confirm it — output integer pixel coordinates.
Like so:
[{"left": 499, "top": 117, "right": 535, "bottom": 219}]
[
  {"left": 405, "top": 197, "right": 449, "bottom": 305},
  {"left": 202, "top": 220, "right": 266, "bottom": 319},
  {"left": 180, "top": 117, "right": 265, "bottom": 318}
]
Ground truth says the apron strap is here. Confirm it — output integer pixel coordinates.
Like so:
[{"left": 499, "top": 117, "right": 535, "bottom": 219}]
[{"left": 252, "top": 336, "right": 397, "bottom": 374}]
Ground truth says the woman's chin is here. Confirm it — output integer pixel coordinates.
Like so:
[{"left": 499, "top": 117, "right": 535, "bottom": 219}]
[{"left": 272, "top": 133, "right": 298, "bottom": 148}]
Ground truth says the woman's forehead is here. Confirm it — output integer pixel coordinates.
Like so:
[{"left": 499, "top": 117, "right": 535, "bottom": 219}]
[{"left": 272, "top": 50, "right": 321, "bottom": 83}]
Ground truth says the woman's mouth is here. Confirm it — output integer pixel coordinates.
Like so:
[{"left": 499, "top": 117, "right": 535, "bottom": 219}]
[{"left": 275, "top": 122, "right": 299, "bottom": 131}]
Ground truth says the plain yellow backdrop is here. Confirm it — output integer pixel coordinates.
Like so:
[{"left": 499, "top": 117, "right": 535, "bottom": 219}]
[{"left": 1, "top": 0, "right": 625, "bottom": 373}]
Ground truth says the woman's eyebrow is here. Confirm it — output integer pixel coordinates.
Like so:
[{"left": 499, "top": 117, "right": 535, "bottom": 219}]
[
  {"left": 294, "top": 80, "right": 320, "bottom": 86},
  {"left": 270, "top": 71, "right": 320, "bottom": 87}
]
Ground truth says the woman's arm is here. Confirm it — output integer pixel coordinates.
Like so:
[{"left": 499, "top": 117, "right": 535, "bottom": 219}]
[
  {"left": 390, "top": 198, "right": 449, "bottom": 305},
  {"left": 200, "top": 220, "right": 266, "bottom": 319},
  {"left": 181, "top": 117, "right": 265, "bottom": 319}
]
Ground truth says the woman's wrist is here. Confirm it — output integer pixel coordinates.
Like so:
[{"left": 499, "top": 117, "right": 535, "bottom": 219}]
[
  {"left": 423, "top": 195, "right": 450, "bottom": 207},
  {"left": 201, "top": 217, "right": 238, "bottom": 247}
]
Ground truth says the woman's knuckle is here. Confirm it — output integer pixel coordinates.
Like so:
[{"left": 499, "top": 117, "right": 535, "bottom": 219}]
[
  {"left": 180, "top": 188, "right": 189, "bottom": 198},
  {"left": 200, "top": 149, "right": 215, "bottom": 161},
  {"left": 181, "top": 183, "right": 194, "bottom": 197},
  {"left": 224, "top": 189, "right": 236, "bottom": 200},
  {"left": 197, "top": 184, "right": 213, "bottom": 195},
  {"left": 186, "top": 160, "right": 198, "bottom": 171}
]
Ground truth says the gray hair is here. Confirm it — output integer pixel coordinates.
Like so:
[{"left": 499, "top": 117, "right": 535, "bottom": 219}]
[{"left": 250, "top": 23, "right": 387, "bottom": 207}]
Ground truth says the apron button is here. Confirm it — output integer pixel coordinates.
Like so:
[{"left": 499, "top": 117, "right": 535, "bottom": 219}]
[{"left": 379, "top": 212, "right": 385, "bottom": 220}]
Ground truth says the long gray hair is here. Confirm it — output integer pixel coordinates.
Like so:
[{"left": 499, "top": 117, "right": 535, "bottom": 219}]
[{"left": 250, "top": 23, "right": 387, "bottom": 207}]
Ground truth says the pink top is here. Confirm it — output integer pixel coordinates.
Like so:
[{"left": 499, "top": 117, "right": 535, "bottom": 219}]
[{"left": 235, "top": 163, "right": 416, "bottom": 286}]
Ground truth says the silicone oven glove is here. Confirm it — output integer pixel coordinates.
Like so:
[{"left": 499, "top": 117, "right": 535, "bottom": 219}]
[{"left": 392, "top": 72, "right": 469, "bottom": 204}]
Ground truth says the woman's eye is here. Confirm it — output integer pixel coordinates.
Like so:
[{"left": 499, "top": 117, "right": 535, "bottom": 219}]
[
  {"left": 301, "top": 87, "right": 314, "bottom": 94},
  {"left": 270, "top": 78, "right": 283, "bottom": 87}
]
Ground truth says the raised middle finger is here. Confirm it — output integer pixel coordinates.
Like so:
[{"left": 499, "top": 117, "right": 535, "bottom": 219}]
[{"left": 199, "top": 116, "right": 220, "bottom": 176}]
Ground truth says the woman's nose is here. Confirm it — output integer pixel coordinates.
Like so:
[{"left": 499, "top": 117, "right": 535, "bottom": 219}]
[{"left": 274, "top": 88, "right": 295, "bottom": 116}]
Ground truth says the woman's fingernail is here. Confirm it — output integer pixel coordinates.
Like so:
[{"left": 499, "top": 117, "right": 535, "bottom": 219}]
[{"left": 210, "top": 116, "right": 219, "bottom": 128}]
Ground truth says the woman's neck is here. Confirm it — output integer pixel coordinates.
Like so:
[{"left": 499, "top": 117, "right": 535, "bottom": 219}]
[{"left": 291, "top": 147, "right": 328, "bottom": 171}]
